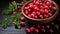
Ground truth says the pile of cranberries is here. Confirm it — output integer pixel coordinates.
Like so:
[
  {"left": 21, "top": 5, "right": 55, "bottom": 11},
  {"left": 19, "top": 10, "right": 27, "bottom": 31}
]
[{"left": 24, "top": 0, "right": 57, "bottom": 19}]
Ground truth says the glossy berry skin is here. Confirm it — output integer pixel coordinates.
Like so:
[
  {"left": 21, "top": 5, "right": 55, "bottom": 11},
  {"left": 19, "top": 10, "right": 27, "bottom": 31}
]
[
  {"left": 34, "top": 29, "right": 39, "bottom": 33},
  {"left": 44, "top": 14, "right": 48, "bottom": 18},
  {"left": 40, "top": 9, "right": 44, "bottom": 14},
  {"left": 21, "top": 1, "right": 24, "bottom": 4},
  {"left": 44, "top": 9, "right": 48, "bottom": 13},
  {"left": 24, "top": 7, "right": 29, "bottom": 10},
  {"left": 39, "top": 2, "right": 43, "bottom": 6},
  {"left": 34, "top": 6, "right": 39, "bottom": 11},
  {"left": 21, "top": 22, "right": 25, "bottom": 26},
  {"left": 52, "top": 7, "right": 57, "bottom": 10},
  {"left": 36, "top": 25, "right": 40, "bottom": 29},
  {"left": 20, "top": 17, "right": 25, "bottom": 21},
  {"left": 48, "top": 13, "right": 52, "bottom": 17},
  {"left": 46, "top": 25, "right": 49, "bottom": 29},
  {"left": 26, "top": 28, "right": 31, "bottom": 33},
  {"left": 41, "top": 29, "right": 46, "bottom": 32},
  {"left": 35, "top": 1, "right": 40, "bottom": 5},
  {"left": 30, "top": 27, "right": 35, "bottom": 31},
  {"left": 41, "top": 26, "right": 44, "bottom": 29},
  {"left": 25, "top": 10, "right": 29, "bottom": 15},
  {"left": 39, "top": 15, "right": 43, "bottom": 19}
]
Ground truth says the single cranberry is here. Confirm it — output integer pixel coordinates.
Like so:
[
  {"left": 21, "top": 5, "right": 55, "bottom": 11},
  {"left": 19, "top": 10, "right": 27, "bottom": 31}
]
[
  {"left": 40, "top": 9, "right": 44, "bottom": 14},
  {"left": 20, "top": 16, "right": 25, "bottom": 21},
  {"left": 25, "top": 10, "right": 29, "bottom": 15},
  {"left": 36, "top": 11, "right": 40, "bottom": 15},
  {"left": 34, "top": 29, "right": 39, "bottom": 33},
  {"left": 28, "top": 14, "right": 31, "bottom": 17},
  {"left": 39, "top": 15, "right": 43, "bottom": 19},
  {"left": 12, "top": 11, "right": 17, "bottom": 15},
  {"left": 39, "top": 2, "right": 43, "bottom": 6},
  {"left": 46, "top": 25, "right": 49, "bottom": 29},
  {"left": 46, "top": 1, "right": 50, "bottom": 6},
  {"left": 21, "top": 1, "right": 24, "bottom": 4},
  {"left": 35, "top": 1, "right": 40, "bottom": 5},
  {"left": 30, "top": 13, "right": 35, "bottom": 18},
  {"left": 41, "top": 26, "right": 44, "bottom": 29},
  {"left": 36, "top": 25, "right": 40, "bottom": 29},
  {"left": 30, "top": 27, "right": 35, "bottom": 31},
  {"left": 18, "top": 6, "right": 20, "bottom": 9},
  {"left": 21, "top": 22, "right": 25, "bottom": 26},
  {"left": 52, "top": 6, "right": 57, "bottom": 10},
  {"left": 29, "top": 4, "right": 33, "bottom": 8},
  {"left": 41, "top": 29, "right": 46, "bottom": 32},
  {"left": 44, "top": 5, "right": 49, "bottom": 9},
  {"left": 44, "top": 14, "right": 48, "bottom": 18},
  {"left": 48, "top": 13, "right": 52, "bottom": 17},
  {"left": 24, "top": 7, "right": 29, "bottom": 10},
  {"left": 44, "top": 9, "right": 48, "bottom": 13},
  {"left": 26, "top": 28, "right": 31, "bottom": 33},
  {"left": 34, "top": 16, "right": 38, "bottom": 19},
  {"left": 34, "top": 6, "right": 39, "bottom": 11},
  {"left": 54, "top": 24, "right": 58, "bottom": 29},
  {"left": 49, "top": 29, "right": 53, "bottom": 33},
  {"left": 18, "top": 9, "right": 21, "bottom": 12},
  {"left": 40, "top": 6, "right": 44, "bottom": 9}
]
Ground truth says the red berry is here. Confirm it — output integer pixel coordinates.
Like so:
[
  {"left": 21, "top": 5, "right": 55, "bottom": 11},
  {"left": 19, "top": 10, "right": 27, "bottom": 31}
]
[
  {"left": 25, "top": 10, "right": 29, "bottom": 15},
  {"left": 49, "top": 29, "right": 53, "bottom": 33},
  {"left": 26, "top": 28, "right": 31, "bottom": 33},
  {"left": 44, "top": 14, "right": 48, "bottom": 18},
  {"left": 41, "top": 26, "right": 44, "bottom": 29},
  {"left": 21, "top": 22, "right": 25, "bottom": 26},
  {"left": 34, "top": 29, "right": 39, "bottom": 33},
  {"left": 30, "top": 27, "right": 35, "bottom": 31},
  {"left": 52, "top": 6, "right": 57, "bottom": 10},
  {"left": 46, "top": 1, "right": 50, "bottom": 6},
  {"left": 34, "top": 16, "right": 38, "bottom": 19},
  {"left": 39, "top": 15, "right": 43, "bottom": 19},
  {"left": 20, "top": 16, "right": 25, "bottom": 21},
  {"left": 48, "top": 13, "right": 52, "bottom": 17},
  {"left": 36, "top": 12, "right": 40, "bottom": 15},
  {"left": 40, "top": 9, "right": 44, "bottom": 14},
  {"left": 34, "top": 6, "right": 39, "bottom": 11},
  {"left": 46, "top": 25, "right": 49, "bottom": 29},
  {"left": 39, "top": 2, "right": 43, "bottom": 6},
  {"left": 41, "top": 29, "right": 46, "bottom": 32},
  {"left": 28, "top": 9, "right": 31, "bottom": 12},
  {"left": 32, "top": 11, "right": 36, "bottom": 15},
  {"left": 40, "top": 6, "right": 44, "bottom": 9},
  {"left": 21, "top": 1, "right": 24, "bottom": 4},
  {"left": 24, "top": 7, "right": 29, "bottom": 10},
  {"left": 44, "top": 5, "right": 49, "bottom": 9},
  {"left": 44, "top": 9, "right": 48, "bottom": 13},
  {"left": 54, "top": 24, "right": 58, "bottom": 29},
  {"left": 18, "top": 6, "right": 20, "bottom": 9},
  {"left": 12, "top": 11, "right": 17, "bottom": 15},
  {"left": 29, "top": 4, "right": 33, "bottom": 8},
  {"left": 35, "top": 1, "right": 40, "bottom": 5},
  {"left": 18, "top": 9, "right": 21, "bottom": 12},
  {"left": 30, "top": 13, "right": 35, "bottom": 18}
]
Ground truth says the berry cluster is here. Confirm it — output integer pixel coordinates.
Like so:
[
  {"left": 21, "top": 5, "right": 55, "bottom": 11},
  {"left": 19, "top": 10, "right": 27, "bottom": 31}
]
[{"left": 24, "top": 0, "right": 57, "bottom": 19}]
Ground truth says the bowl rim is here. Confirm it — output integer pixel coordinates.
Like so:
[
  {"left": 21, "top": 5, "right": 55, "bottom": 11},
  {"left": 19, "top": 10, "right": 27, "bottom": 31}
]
[{"left": 22, "top": 0, "right": 58, "bottom": 21}]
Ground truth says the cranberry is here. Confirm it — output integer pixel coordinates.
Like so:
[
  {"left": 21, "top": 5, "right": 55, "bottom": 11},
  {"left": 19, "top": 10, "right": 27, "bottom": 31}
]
[
  {"left": 52, "top": 6, "right": 57, "bottom": 10},
  {"left": 54, "top": 24, "right": 58, "bottom": 29},
  {"left": 12, "top": 11, "right": 17, "bottom": 15},
  {"left": 34, "top": 29, "right": 39, "bottom": 33},
  {"left": 46, "top": 1, "right": 50, "bottom": 6},
  {"left": 28, "top": 9, "right": 31, "bottom": 12},
  {"left": 40, "top": 6, "right": 44, "bottom": 9},
  {"left": 41, "top": 26, "right": 44, "bottom": 29},
  {"left": 30, "top": 27, "right": 35, "bottom": 31},
  {"left": 18, "top": 6, "right": 20, "bottom": 9},
  {"left": 36, "top": 12, "right": 40, "bottom": 15},
  {"left": 44, "top": 5, "right": 49, "bottom": 9},
  {"left": 28, "top": 14, "right": 31, "bottom": 17},
  {"left": 34, "top": 16, "right": 38, "bottom": 19},
  {"left": 32, "top": 11, "right": 36, "bottom": 15},
  {"left": 46, "top": 25, "right": 49, "bottom": 29},
  {"left": 35, "top": 1, "right": 40, "bottom": 5},
  {"left": 34, "top": 6, "right": 39, "bottom": 11},
  {"left": 48, "top": 13, "right": 52, "bottom": 17},
  {"left": 30, "top": 13, "right": 35, "bottom": 18},
  {"left": 49, "top": 29, "right": 53, "bottom": 33},
  {"left": 39, "top": 2, "right": 43, "bottom": 6},
  {"left": 40, "top": 9, "right": 44, "bottom": 14},
  {"left": 29, "top": 4, "right": 33, "bottom": 8},
  {"left": 21, "top": 22, "right": 25, "bottom": 26},
  {"left": 18, "top": 9, "right": 21, "bottom": 12},
  {"left": 26, "top": 28, "right": 31, "bottom": 33},
  {"left": 44, "top": 14, "right": 48, "bottom": 18},
  {"left": 24, "top": 7, "right": 29, "bottom": 10},
  {"left": 20, "top": 16, "right": 25, "bottom": 21},
  {"left": 41, "top": 29, "right": 46, "bottom": 32},
  {"left": 44, "top": 9, "right": 48, "bottom": 13},
  {"left": 25, "top": 10, "right": 29, "bottom": 15},
  {"left": 39, "top": 15, "right": 43, "bottom": 19},
  {"left": 21, "top": 1, "right": 24, "bottom": 4}
]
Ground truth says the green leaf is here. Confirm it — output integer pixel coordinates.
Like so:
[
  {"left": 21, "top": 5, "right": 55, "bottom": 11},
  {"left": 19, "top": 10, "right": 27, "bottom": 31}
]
[{"left": 23, "top": 0, "right": 28, "bottom": 3}]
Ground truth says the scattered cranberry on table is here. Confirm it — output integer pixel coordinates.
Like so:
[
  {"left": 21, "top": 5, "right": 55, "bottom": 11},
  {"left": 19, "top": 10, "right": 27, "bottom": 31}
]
[
  {"left": 21, "top": 22, "right": 25, "bottom": 26},
  {"left": 12, "top": 11, "right": 17, "bottom": 15},
  {"left": 20, "top": 16, "right": 25, "bottom": 21}
]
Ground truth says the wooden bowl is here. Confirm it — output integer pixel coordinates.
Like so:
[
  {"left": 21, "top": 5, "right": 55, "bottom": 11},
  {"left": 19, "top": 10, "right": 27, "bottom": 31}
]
[{"left": 22, "top": 0, "right": 58, "bottom": 23}]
